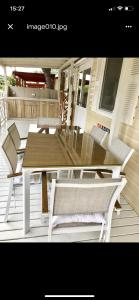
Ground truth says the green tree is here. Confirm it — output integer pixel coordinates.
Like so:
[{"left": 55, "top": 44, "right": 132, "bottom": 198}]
[
  {"left": 0, "top": 75, "right": 4, "bottom": 90},
  {"left": 0, "top": 75, "right": 16, "bottom": 90},
  {"left": 7, "top": 76, "right": 16, "bottom": 86}
]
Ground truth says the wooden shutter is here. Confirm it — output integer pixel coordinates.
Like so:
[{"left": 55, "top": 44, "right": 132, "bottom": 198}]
[
  {"left": 91, "top": 58, "right": 106, "bottom": 111},
  {"left": 119, "top": 58, "right": 139, "bottom": 125}
]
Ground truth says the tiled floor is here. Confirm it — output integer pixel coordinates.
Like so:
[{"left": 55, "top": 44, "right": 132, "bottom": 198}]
[{"left": 1, "top": 119, "right": 139, "bottom": 242}]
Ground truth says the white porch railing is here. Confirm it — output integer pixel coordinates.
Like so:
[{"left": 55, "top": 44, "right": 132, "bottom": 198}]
[{"left": 0, "top": 96, "right": 7, "bottom": 127}]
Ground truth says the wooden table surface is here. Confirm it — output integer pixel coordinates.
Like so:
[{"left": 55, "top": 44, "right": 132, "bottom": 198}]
[
  {"left": 23, "top": 131, "right": 120, "bottom": 168},
  {"left": 23, "top": 133, "right": 72, "bottom": 168}
]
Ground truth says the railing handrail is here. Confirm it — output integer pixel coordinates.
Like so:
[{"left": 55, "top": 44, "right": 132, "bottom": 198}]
[
  {"left": 0, "top": 97, "right": 6, "bottom": 100},
  {"left": 0, "top": 96, "right": 7, "bottom": 127}
]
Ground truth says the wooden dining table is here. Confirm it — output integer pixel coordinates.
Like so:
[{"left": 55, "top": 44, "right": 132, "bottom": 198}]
[{"left": 22, "top": 127, "right": 122, "bottom": 234}]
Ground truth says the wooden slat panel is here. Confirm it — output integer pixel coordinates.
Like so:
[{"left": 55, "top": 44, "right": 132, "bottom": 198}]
[
  {"left": 111, "top": 234, "right": 139, "bottom": 242},
  {"left": 112, "top": 216, "right": 139, "bottom": 227},
  {"left": 0, "top": 212, "right": 42, "bottom": 223}
]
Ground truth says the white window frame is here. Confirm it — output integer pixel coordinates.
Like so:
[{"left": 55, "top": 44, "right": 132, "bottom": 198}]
[
  {"left": 92, "top": 58, "right": 123, "bottom": 119},
  {"left": 75, "top": 59, "right": 93, "bottom": 108}
]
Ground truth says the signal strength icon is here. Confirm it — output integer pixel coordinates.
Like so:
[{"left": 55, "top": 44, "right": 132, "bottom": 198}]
[
  {"left": 108, "top": 7, "right": 116, "bottom": 11},
  {"left": 117, "top": 6, "right": 123, "bottom": 10}
]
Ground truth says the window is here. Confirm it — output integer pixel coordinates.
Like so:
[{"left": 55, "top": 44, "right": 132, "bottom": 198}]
[
  {"left": 99, "top": 58, "right": 123, "bottom": 112},
  {"left": 77, "top": 68, "right": 91, "bottom": 108}
]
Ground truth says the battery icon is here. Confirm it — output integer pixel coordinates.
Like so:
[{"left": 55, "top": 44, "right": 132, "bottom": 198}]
[{"left": 124, "top": 6, "right": 134, "bottom": 11}]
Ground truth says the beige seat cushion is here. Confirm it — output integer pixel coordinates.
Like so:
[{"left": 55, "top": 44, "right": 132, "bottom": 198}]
[{"left": 52, "top": 213, "right": 106, "bottom": 228}]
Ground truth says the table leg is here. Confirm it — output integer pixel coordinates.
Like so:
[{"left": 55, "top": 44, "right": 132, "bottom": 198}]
[
  {"left": 23, "top": 171, "right": 30, "bottom": 234},
  {"left": 115, "top": 200, "right": 121, "bottom": 210},
  {"left": 38, "top": 128, "right": 45, "bottom": 133},
  {"left": 45, "top": 128, "right": 49, "bottom": 134},
  {"left": 42, "top": 171, "right": 48, "bottom": 213},
  {"left": 112, "top": 167, "right": 122, "bottom": 211}
]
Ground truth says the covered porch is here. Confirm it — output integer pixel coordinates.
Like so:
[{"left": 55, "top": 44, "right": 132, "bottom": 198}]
[{"left": 0, "top": 57, "right": 139, "bottom": 242}]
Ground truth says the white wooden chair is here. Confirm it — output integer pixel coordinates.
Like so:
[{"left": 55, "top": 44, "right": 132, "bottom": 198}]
[
  {"left": 108, "top": 138, "right": 134, "bottom": 171},
  {"left": 96, "top": 138, "right": 134, "bottom": 212},
  {"left": 79, "top": 126, "right": 109, "bottom": 179},
  {"left": 2, "top": 133, "right": 40, "bottom": 222},
  {"left": 91, "top": 126, "right": 108, "bottom": 145},
  {"left": 97, "top": 138, "right": 134, "bottom": 179},
  {"left": 7, "top": 122, "right": 27, "bottom": 154},
  {"left": 48, "top": 177, "right": 127, "bottom": 242}
]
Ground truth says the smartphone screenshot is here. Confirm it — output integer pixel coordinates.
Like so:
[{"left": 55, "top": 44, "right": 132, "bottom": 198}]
[{"left": 0, "top": 1, "right": 139, "bottom": 299}]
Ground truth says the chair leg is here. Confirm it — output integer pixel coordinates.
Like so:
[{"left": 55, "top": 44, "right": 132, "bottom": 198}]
[
  {"left": 99, "top": 223, "right": 104, "bottom": 242},
  {"left": 4, "top": 179, "right": 13, "bottom": 222},
  {"left": 103, "top": 233, "right": 106, "bottom": 242},
  {"left": 57, "top": 170, "right": 60, "bottom": 179},
  {"left": 80, "top": 170, "right": 83, "bottom": 179},
  {"left": 48, "top": 228, "right": 52, "bottom": 242},
  {"left": 114, "top": 196, "right": 121, "bottom": 216},
  {"left": 13, "top": 185, "right": 16, "bottom": 208},
  {"left": 48, "top": 234, "right": 52, "bottom": 242},
  {"left": 69, "top": 170, "right": 73, "bottom": 178},
  {"left": 104, "top": 227, "right": 111, "bottom": 242},
  {"left": 116, "top": 209, "right": 121, "bottom": 216}
]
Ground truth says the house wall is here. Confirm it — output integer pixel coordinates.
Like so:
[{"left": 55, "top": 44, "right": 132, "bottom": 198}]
[
  {"left": 85, "top": 110, "right": 111, "bottom": 133},
  {"left": 119, "top": 100, "right": 139, "bottom": 214},
  {"left": 84, "top": 57, "right": 139, "bottom": 215}
]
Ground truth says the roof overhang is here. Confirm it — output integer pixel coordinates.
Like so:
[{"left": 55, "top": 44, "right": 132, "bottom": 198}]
[
  {"left": 12, "top": 71, "right": 46, "bottom": 82},
  {"left": 0, "top": 57, "right": 70, "bottom": 69}
]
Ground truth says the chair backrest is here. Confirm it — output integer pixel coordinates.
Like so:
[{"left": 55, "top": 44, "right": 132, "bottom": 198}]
[
  {"left": 91, "top": 126, "right": 108, "bottom": 145},
  {"left": 2, "top": 133, "right": 18, "bottom": 173},
  {"left": 8, "top": 122, "right": 20, "bottom": 150},
  {"left": 108, "top": 138, "right": 134, "bottom": 171},
  {"left": 50, "top": 178, "right": 126, "bottom": 217}
]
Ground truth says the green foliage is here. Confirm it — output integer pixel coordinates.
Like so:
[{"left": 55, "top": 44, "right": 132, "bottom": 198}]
[
  {"left": 0, "top": 75, "right": 16, "bottom": 90},
  {"left": 8, "top": 76, "right": 16, "bottom": 86},
  {"left": 0, "top": 75, "right": 4, "bottom": 90},
  {"left": 83, "top": 85, "right": 89, "bottom": 93}
]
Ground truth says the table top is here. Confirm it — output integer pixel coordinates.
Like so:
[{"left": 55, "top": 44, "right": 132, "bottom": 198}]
[
  {"left": 37, "top": 117, "right": 62, "bottom": 128},
  {"left": 22, "top": 128, "right": 121, "bottom": 169}
]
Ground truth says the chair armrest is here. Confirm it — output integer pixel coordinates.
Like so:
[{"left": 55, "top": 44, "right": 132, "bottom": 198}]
[
  {"left": 97, "top": 169, "right": 126, "bottom": 177},
  {"left": 7, "top": 171, "right": 42, "bottom": 178},
  {"left": 97, "top": 171, "right": 105, "bottom": 178},
  {"left": 20, "top": 137, "right": 28, "bottom": 140},
  {"left": 82, "top": 170, "right": 96, "bottom": 173},
  {"left": 17, "top": 149, "right": 25, "bottom": 154},
  {"left": 7, "top": 172, "right": 22, "bottom": 178}
]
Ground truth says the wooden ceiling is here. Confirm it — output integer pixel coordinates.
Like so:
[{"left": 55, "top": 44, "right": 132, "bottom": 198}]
[{"left": 0, "top": 58, "right": 70, "bottom": 69}]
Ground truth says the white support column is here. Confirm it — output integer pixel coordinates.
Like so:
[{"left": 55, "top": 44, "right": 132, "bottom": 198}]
[
  {"left": 23, "top": 170, "right": 30, "bottom": 234},
  {"left": 3, "top": 66, "right": 8, "bottom": 96},
  {"left": 57, "top": 69, "right": 61, "bottom": 101},
  {"left": 67, "top": 62, "right": 74, "bottom": 126},
  {"left": 2, "top": 66, "right": 8, "bottom": 122},
  {"left": 108, "top": 97, "right": 121, "bottom": 146},
  {"left": 108, "top": 59, "right": 128, "bottom": 146}
]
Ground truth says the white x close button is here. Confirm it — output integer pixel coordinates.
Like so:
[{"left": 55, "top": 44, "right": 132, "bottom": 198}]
[{"left": 8, "top": 24, "right": 14, "bottom": 30}]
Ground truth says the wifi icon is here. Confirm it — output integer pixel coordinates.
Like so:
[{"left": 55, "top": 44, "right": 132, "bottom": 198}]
[{"left": 117, "top": 6, "right": 123, "bottom": 10}]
